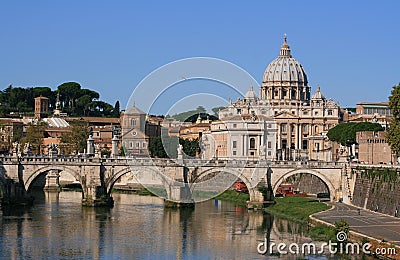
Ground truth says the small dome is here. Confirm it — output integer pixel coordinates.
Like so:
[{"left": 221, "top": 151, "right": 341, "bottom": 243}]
[
  {"left": 311, "top": 86, "right": 326, "bottom": 100},
  {"left": 262, "top": 35, "right": 308, "bottom": 85},
  {"left": 244, "top": 86, "right": 258, "bottom": 101}
]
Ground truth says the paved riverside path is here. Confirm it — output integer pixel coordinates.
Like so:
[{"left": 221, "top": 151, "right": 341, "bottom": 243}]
[{"left": 313, "top": 203, "right": 400, "bottom": 246}]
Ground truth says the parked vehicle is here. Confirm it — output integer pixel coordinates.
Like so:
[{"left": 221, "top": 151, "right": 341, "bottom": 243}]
[
  {"left": 276, "top": 183, "right": 294, "bottom": 196},
  {"left": 234, "top": 181, "right": 248, "bottom": 193}
]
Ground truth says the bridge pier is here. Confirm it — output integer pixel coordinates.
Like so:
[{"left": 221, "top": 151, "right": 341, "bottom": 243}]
[
  {"left": 43, "top": 170, "right": 61, "bottom": 192},
  {"left": 164, "top": 185, "right": 195, "bottom": 208}
]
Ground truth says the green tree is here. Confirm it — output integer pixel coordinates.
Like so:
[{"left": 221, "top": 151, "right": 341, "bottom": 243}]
[
  {"left": 387, "top": 83, "right": 400, "bottom": 156},
  {"left": 171, "top": 106, "right": 207, "bottom": 122},
  {"left": 211, "top": 106, "right": 226, "bottom": 117},
  {"left": 327, "top": 122, "right": 384, "bottom": 146},
  {"left": 149, "top": 136, "right": 199, "bottom": 158},
  {"left": 179, "top": 138, "right": 199, "bottom": 157},
  {"left": 113, "top": 100, "right": 120, "bottom": 117},
  {"left": 21, "top": 122, "right": 48, "bottom": 154},
  {"left": 57, "top": 82, "right": 81, "bottom": 114},
  {"left": 149, "top": 136, "right": 168, "bottom": 158},
  {"left": 60, "top": 120, "right": 89, "bottom": 154}
]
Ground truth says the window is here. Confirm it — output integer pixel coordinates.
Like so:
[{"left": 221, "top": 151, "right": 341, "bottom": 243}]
[
  {"left": 233, "top": 123, "right": 237, "bottom": 128},
  {"left": 281, "top": 124, "right": 287, "bottom": 133},
  {"left": 303, "top": 124, "right": 308, "bottom": 132},
  {"left": 129, "top": 141, "right": 133, "bottom": 148},
  {"left": 233, "top": 141, "right": 237, "bottom": 149},
  {"left": 315, "top": 111, "right": 319, "bottom": 115},
  {"left": 136, "top": 141, "right": 140, "bottom": 148},
  {"left": 268, "top": 151, "right": 272, "bottom": 156},
  {"left": 250, "top": 138, "right": 256, "bottom": 149},
  {"left": 267, "top": 141, "right": 272, "bottom": 149},
  {"left": 328, "top": 110, "right": 333, "bottom": 115},
  {"left": 233, "top": 151, "right": 236, "bottom": 156},
  {"left": 237, "top": 109, "right": 242, "bottom": 114},
  {"left": 302, "top": 140, "right": 308, "bottom": 149},
  {"left": 142, "top": 142, "right": 146, "bottom": 148},
  {"left": 131, "top": 118, "right": 137, "bottom": 126},
  {"left": 131, "top": 131, "right": 137, "bottom": 136}
]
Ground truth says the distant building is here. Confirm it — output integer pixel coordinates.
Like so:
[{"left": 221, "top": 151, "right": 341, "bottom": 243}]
[
  {"left": 345, "top": 102, "right": 392, "bottom": 128},
  {"left": 0, "top": 118, "right": 23, "bottom": 152},
  {"left": 179, "top": 115, "right": 211, "bottom": 140},
  {"left": 66, "top": 117, "right": 120, "bottom": 152},
  {"left": 356, "top": 131, "right": 395, "bottom": 164},
  {"left": 34, "top": 96, "right": 49, "bottom": 119},
  {"left": 121, "top": 106, "right": 150, "bottom": 156},
  {"left": 203, "top": 112, "right": 277, "bottom": 161}
]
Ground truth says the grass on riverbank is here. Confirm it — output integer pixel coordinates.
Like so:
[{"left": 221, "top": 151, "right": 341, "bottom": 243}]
[
  {"left": 215, "top": 190, "right": 250, "bottom": 206},
  {"left": 265, "top": 196, "right": 331, "bottom": 223}
]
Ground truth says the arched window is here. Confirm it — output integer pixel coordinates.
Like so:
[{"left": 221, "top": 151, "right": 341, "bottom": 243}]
[{"left": 250, "top": 138, "right": 256, "bottom": 149}]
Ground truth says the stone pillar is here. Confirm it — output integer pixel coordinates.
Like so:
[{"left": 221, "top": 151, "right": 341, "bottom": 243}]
[
  {"left": 82, "top": 173, "right": 114, "bottom": 207},
  {"left": 111, "top": 135, "right": 119, "bottom": 158},
  {"left": 86, "top": 135, "right": 95, "bottom": 156},
  {"left": 44, "top": 170, "right": 60, "bottom": 192}
]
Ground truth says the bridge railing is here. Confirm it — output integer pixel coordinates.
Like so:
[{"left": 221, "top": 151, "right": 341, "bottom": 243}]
[{"left": 1, "top": 155, "right": 397, "bottom": 169}]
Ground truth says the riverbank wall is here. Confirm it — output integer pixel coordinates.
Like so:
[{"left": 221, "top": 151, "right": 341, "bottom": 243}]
[{"left": 351, "top": 166, "right": 400, "bottom": 217}]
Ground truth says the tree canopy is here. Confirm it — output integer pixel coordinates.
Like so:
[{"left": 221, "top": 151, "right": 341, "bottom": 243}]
[
  {"left": 171, "top": 106, "right": 207, "bottom": 122},
  {"left": 148, "top": 136, "right": 199, "bottom": 158},
  {"left": 387, "top": 83, "right": 400, "bottom": 156},
  {"left": 0, "top": 83, "right": 119, "bottom": 118},
  {"left": 60, "top": 120, "right": 89, "bottom": 154},
  {"left": 327, "top": 122, "right": 384, "bottom": 146},
  {"left": 21, "top": 122, "right": 48, "bottom": 154}
]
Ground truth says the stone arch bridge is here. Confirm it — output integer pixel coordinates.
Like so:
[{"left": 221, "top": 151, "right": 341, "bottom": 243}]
[{"left": 0, "top": 156, "right": 348, "bottom": 207}]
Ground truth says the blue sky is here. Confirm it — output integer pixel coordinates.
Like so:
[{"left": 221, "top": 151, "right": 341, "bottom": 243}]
[{"left": 1, "top": 1, "right": 399, "bottom": 115}]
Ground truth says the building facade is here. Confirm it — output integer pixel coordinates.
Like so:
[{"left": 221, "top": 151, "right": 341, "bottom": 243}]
[
  {"left": 121, "top": 106, "right": 149, "bottom": 156},
  {"left": 356, "top": 131, "right": 395, "bottom": 164}
]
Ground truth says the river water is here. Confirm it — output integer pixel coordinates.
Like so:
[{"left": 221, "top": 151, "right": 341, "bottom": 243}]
[{"left": 0, "top": 191, "right": 329, "bottom": 259}]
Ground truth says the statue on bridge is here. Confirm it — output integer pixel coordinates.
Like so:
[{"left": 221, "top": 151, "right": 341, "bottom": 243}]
[
  {"left": 47, "top": 143, "right": 59, "bottom": 157},
  {"left": 177, "top": 144, "right": 183, "bottom": 160},
  {"left": 23, "top": 142, "right": 33, "bottom": 156},
  {"left": 12, "top": 142, "right": 21, "bottom": 157}
]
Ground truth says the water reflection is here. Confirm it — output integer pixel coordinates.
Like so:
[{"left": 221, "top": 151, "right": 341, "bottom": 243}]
[{"left": 1, "top": 191, "right": 327, "bottom": 259}]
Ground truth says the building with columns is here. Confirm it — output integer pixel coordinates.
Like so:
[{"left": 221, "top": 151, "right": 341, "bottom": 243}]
[
  {"left": 216, "top": 36, "right": 340, "bottom": 161},
  {"left": 202, "top": 87, "right": 277, "bottom": 161}
]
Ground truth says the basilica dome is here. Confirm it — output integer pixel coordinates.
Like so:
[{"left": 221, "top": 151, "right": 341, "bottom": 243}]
[{"left": 262, "top": 36, "right": 308, "bottom": 85}]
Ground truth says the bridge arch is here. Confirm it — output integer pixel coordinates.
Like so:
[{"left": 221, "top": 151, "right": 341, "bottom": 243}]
[
  {"left": 192, "top": 168, "right": 261, "bottom": 202},
  {"left": 106, "top": 166, "right": 172, "bottom": 199},
  {"left": 25, "top": 165, "right": 82, "bottom": 192},
  {"left": 272, "top": 169, "right": 336, "bottom": 201}
]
